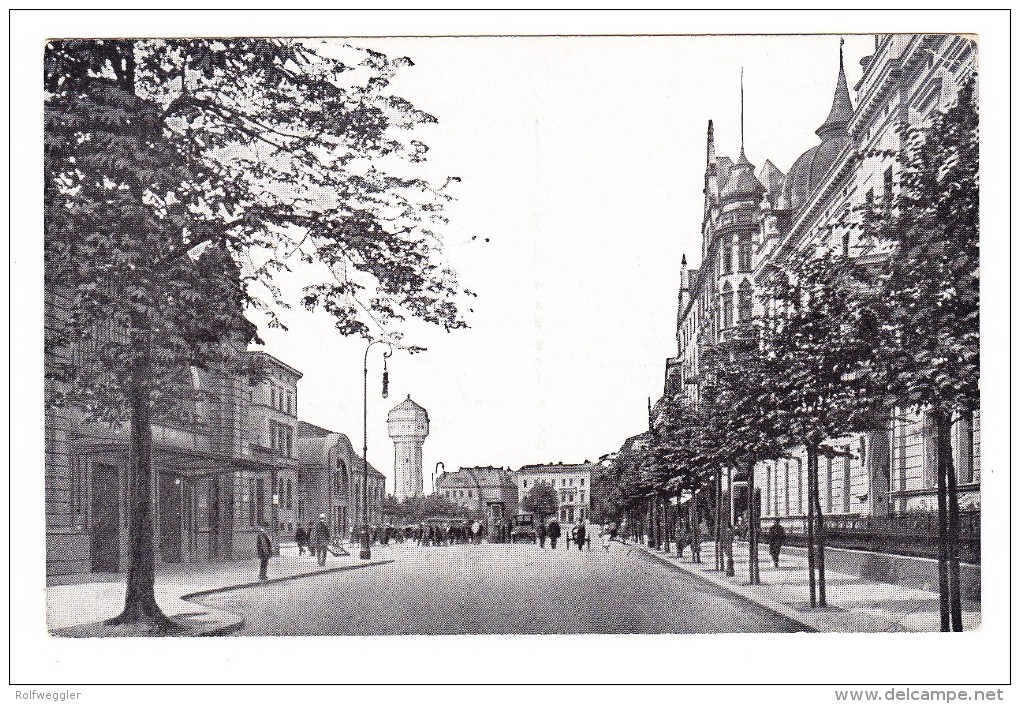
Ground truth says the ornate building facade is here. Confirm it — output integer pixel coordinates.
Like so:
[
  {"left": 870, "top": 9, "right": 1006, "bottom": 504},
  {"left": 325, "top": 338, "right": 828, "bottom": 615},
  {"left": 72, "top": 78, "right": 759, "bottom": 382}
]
[{"left": 664, "top": 35, "right": 979, "bottom": 531}]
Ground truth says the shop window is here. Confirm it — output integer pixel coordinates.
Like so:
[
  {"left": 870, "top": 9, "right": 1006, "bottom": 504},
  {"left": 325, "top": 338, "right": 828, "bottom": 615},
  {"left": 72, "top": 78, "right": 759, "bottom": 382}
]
[
  {"left": 256, "top": 478, "right": 266, "bottom": 525},
  {"left": 248, "top": 478, "right": 257, "bottom": 527}
]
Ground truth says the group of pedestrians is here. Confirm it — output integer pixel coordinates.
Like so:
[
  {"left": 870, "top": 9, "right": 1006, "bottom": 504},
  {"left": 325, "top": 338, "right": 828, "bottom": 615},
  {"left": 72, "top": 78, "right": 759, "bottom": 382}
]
[
  {"left": 253, "top": 513, "right": 331, "bottom": 582},
  {"left": 536, "top": 519, "right": 590, "bottom": 551},
  {"left": 628, "top": 515, "right": 788, "bottom": 568},
  {"left": 293, "top": 514, "right": 333, "bottom": 566},
  {"left": 410, "top": 520, "right": 485, "bottom": 546}
]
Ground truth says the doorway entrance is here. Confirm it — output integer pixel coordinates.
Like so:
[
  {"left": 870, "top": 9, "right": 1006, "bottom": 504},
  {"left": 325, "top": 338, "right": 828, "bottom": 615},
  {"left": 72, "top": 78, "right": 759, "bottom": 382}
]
[
  {"left": 90, "top": 463, "right": 120, "bottom": 573},
  {"left": 158, "top": 473, "right": 182, "bottom": 562}
]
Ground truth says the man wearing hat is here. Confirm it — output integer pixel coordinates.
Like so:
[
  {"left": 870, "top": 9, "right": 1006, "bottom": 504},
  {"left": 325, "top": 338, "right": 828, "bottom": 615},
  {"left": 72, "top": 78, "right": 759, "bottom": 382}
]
[
  {"left": 311, "top": 513, "right": 331, "bottom": 566},
  {"left": 256, "top": 522, "right": 273, "bottom": 581}
]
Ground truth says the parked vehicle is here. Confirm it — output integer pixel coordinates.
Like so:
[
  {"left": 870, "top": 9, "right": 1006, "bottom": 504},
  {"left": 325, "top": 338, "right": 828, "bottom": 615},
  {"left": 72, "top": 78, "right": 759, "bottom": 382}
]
[{"left": 510, "top": 513, "right": 537, "bottom": 543}]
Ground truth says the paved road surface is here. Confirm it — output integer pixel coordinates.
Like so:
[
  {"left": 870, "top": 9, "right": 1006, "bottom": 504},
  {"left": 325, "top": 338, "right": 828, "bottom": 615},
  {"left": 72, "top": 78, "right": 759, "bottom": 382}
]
[{"left": 196, "top": 541, "right": 809, "bottom": 635}]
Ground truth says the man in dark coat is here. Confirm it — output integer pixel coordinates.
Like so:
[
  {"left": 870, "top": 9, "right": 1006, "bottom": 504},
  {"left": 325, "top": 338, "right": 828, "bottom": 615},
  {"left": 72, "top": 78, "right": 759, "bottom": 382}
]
[
  {"left": 573, "top": 521, "right": 587, "bottom": 551},
  {"left": 256, "top": 523, "right": 273, "bottom": 581},
  {"left": 537, "top": 520, "right": 547, "bottom": 548},
  {"left": 311, "top": 514, "right": 331, "bottom": 566},
  {"left": 547, "top": 519, "right": 561, "bottom": 549},
  {"left": 295, "top": 524, "right": 308, "bottom": 556},
  {"left": 767, "top": 519, "right": 786, "bottom": 568}
]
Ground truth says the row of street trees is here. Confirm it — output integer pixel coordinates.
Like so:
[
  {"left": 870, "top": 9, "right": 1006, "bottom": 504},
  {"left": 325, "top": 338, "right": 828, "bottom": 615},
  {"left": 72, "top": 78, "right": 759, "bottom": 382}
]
[
  {"left": 596, "top": 79, "right": 978, "bottom": 631},
  {"left": 381, "top": 494, "right": 473, "bottom": 524},
  {"left": 45, "top": 39, "right": 473, "bottom": 631}
]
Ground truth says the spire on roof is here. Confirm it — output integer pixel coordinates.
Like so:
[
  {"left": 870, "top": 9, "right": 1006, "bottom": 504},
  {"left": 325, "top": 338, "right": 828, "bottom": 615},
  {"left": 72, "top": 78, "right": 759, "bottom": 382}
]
[
  {"left": 738, "top": 67, "right": 750, "bottom": 164},
  {"left": 706, "top": 119, "right": 716, "bottom": 166},
  {"left": 816, "top": 37, "right": 854, "bottom": 139}
]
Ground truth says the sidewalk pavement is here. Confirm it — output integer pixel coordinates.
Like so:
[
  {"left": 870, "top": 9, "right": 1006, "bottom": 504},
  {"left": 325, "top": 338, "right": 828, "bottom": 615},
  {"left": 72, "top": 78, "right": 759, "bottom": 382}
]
[
  {"left": 48, "top": 543, "right": 394, "bottom": 637},
  {"left": 625, "top": 538, "right": 980, "bottom": 633}
]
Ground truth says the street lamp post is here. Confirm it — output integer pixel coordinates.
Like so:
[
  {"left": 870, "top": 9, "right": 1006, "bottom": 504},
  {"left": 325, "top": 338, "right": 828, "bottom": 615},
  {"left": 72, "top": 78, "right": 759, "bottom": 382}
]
[
  {"left": 434, "top": 461, "right": 445, "bottom": 495},
  {"left": 360, "top": 340, "right": 393, "bottom": 560},
  {"left": 360, "top": 337, "right": 426, "bottom": 560}
]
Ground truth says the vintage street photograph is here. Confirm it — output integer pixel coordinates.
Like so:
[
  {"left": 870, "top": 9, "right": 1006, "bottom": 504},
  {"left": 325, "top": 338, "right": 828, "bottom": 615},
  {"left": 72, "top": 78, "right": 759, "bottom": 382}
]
[
  {"left": 17, "top": 9, "right": 1010, "bottom": 692},
  {"left": 42, "top": 31, "right": 981, "bottom": 639}
]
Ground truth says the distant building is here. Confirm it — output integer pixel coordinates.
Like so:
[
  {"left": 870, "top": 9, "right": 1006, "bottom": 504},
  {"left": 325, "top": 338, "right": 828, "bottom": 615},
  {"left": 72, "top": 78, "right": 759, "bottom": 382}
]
[
  {"left": 436, "top": 466, "right": 519, "bottom": 528},
  {"left": 297, "top": 421, "right": 385, "bottom": 536},
  {"left": 387, "top": 395, "right": 429, "bottom": 501},
  {"left": 514, "top": 462, "right": 595, "bottom": 525}
]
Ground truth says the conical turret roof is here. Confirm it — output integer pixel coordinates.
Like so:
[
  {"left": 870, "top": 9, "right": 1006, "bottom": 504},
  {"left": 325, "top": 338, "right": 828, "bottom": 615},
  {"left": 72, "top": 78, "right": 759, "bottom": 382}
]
[
  {"left": 815, "top": 42, "right": 854, "bottom": 139},
  {"left": 721, "top": 147, "right": 762, "bottom": 202},
  {"left": 781, "top": 41, "right": 854, "bottom": 211}
]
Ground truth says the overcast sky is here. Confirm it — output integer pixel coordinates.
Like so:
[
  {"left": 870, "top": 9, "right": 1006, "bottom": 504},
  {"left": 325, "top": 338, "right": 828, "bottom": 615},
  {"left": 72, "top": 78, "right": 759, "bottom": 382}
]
[{"left": 251, "top": 34, "right": 874, "bottom": 492}]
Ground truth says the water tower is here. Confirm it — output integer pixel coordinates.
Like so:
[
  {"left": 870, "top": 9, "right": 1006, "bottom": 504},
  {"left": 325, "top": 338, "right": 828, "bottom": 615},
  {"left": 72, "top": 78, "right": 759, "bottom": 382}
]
[{"left": 387, "top": 395, "right": 429, "bottom": 500}]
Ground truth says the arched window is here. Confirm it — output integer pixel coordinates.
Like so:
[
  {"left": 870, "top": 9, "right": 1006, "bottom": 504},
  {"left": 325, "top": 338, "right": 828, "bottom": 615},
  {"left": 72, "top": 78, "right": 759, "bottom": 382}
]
[
  {"left": 721, "top": 281, "right": 734, "bottom": 329},
  {"left": 738, "top": 232, "right": 753, "bottom": 272},
  {"left": 737, "top": 279, "right": 753, "bottom": 323}
]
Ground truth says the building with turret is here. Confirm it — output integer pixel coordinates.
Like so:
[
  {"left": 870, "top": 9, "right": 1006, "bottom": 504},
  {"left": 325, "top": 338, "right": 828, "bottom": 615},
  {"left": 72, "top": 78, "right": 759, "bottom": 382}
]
[
  {"left": 387, "top": 395, "right": 430, "bottom": 501},
  {"left": 663, "top": 36, "right": 979, "bottom": 533}
]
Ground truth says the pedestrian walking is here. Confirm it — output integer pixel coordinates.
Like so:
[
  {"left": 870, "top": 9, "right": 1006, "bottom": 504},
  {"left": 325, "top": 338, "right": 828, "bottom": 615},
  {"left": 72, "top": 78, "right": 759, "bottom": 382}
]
[
  {"left": 600, "top": 525, "right": 613, "bottom": 552},
  {"left": 256, "top": 523, "right": 273, "bottom": 581},
  {"left": 311, "top": 514, "right": 331, "bottom": 566},
  {"left": 674, "top": 522, "right": 688, "bottom": 559},
  {"left": 547, "top": 519, "right": 561, "bottom": 549},
  {"left": 295, "top": 524, "right": 308, "bottom": 556},
  {"left": 471, "top": 519, "right": 482, "bottom": 545},
  {"left": 767, "top": 518, "right": 786, "bottom": 568},
  {"left": 608, "top": 521, "right": 618, "bottom": 541},
  {"left": 537, "top": 521, "right": 547, "bottom": 548},
  {"left": 573, "top": 521, "right": 586, "bottom": 551}
]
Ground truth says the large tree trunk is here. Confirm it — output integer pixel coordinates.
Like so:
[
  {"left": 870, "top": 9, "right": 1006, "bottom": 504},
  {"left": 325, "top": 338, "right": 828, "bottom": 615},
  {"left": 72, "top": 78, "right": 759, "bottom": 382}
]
[
  {"left": 935, "top": 408, "right": 963, "bottom": 631},
  {"left": 649, "top": 498, "right": 657, "bottom": 548},
  {"left": 746, "top": 461, "right": 759, "bottom": 585},
  {"left": 661, "top": 497, "right": 671, "bottom": 554},
  {"left": 714, "top": 468, "right": 723, "bottom": 571},
  {"left": 107, "top": 353, "right": 177, "bottom": 631},
  {"left": 933, "top": 412, "right": 951, "bottom": 632},
  {"left": 725, "top": 467, "right": 735, "bottom": 576},
  {"left": 808, "top": 446, "right": 827, "bottom": 607},
  {"left": 690, "top": 489, "right": 701, "bottom": 564},
  {"left": 806, "top": 452, "right": 817, "bottom": 608}
]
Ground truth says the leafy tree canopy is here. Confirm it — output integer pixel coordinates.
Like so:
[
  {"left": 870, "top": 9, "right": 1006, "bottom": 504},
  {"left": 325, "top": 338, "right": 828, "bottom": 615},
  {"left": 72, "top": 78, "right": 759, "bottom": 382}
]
[
  {"left": 521, "top": 480, "right": 558, "bottom": 520},
  {"left": 45, "top": 38, "right": 474, "bottom": 420}
]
